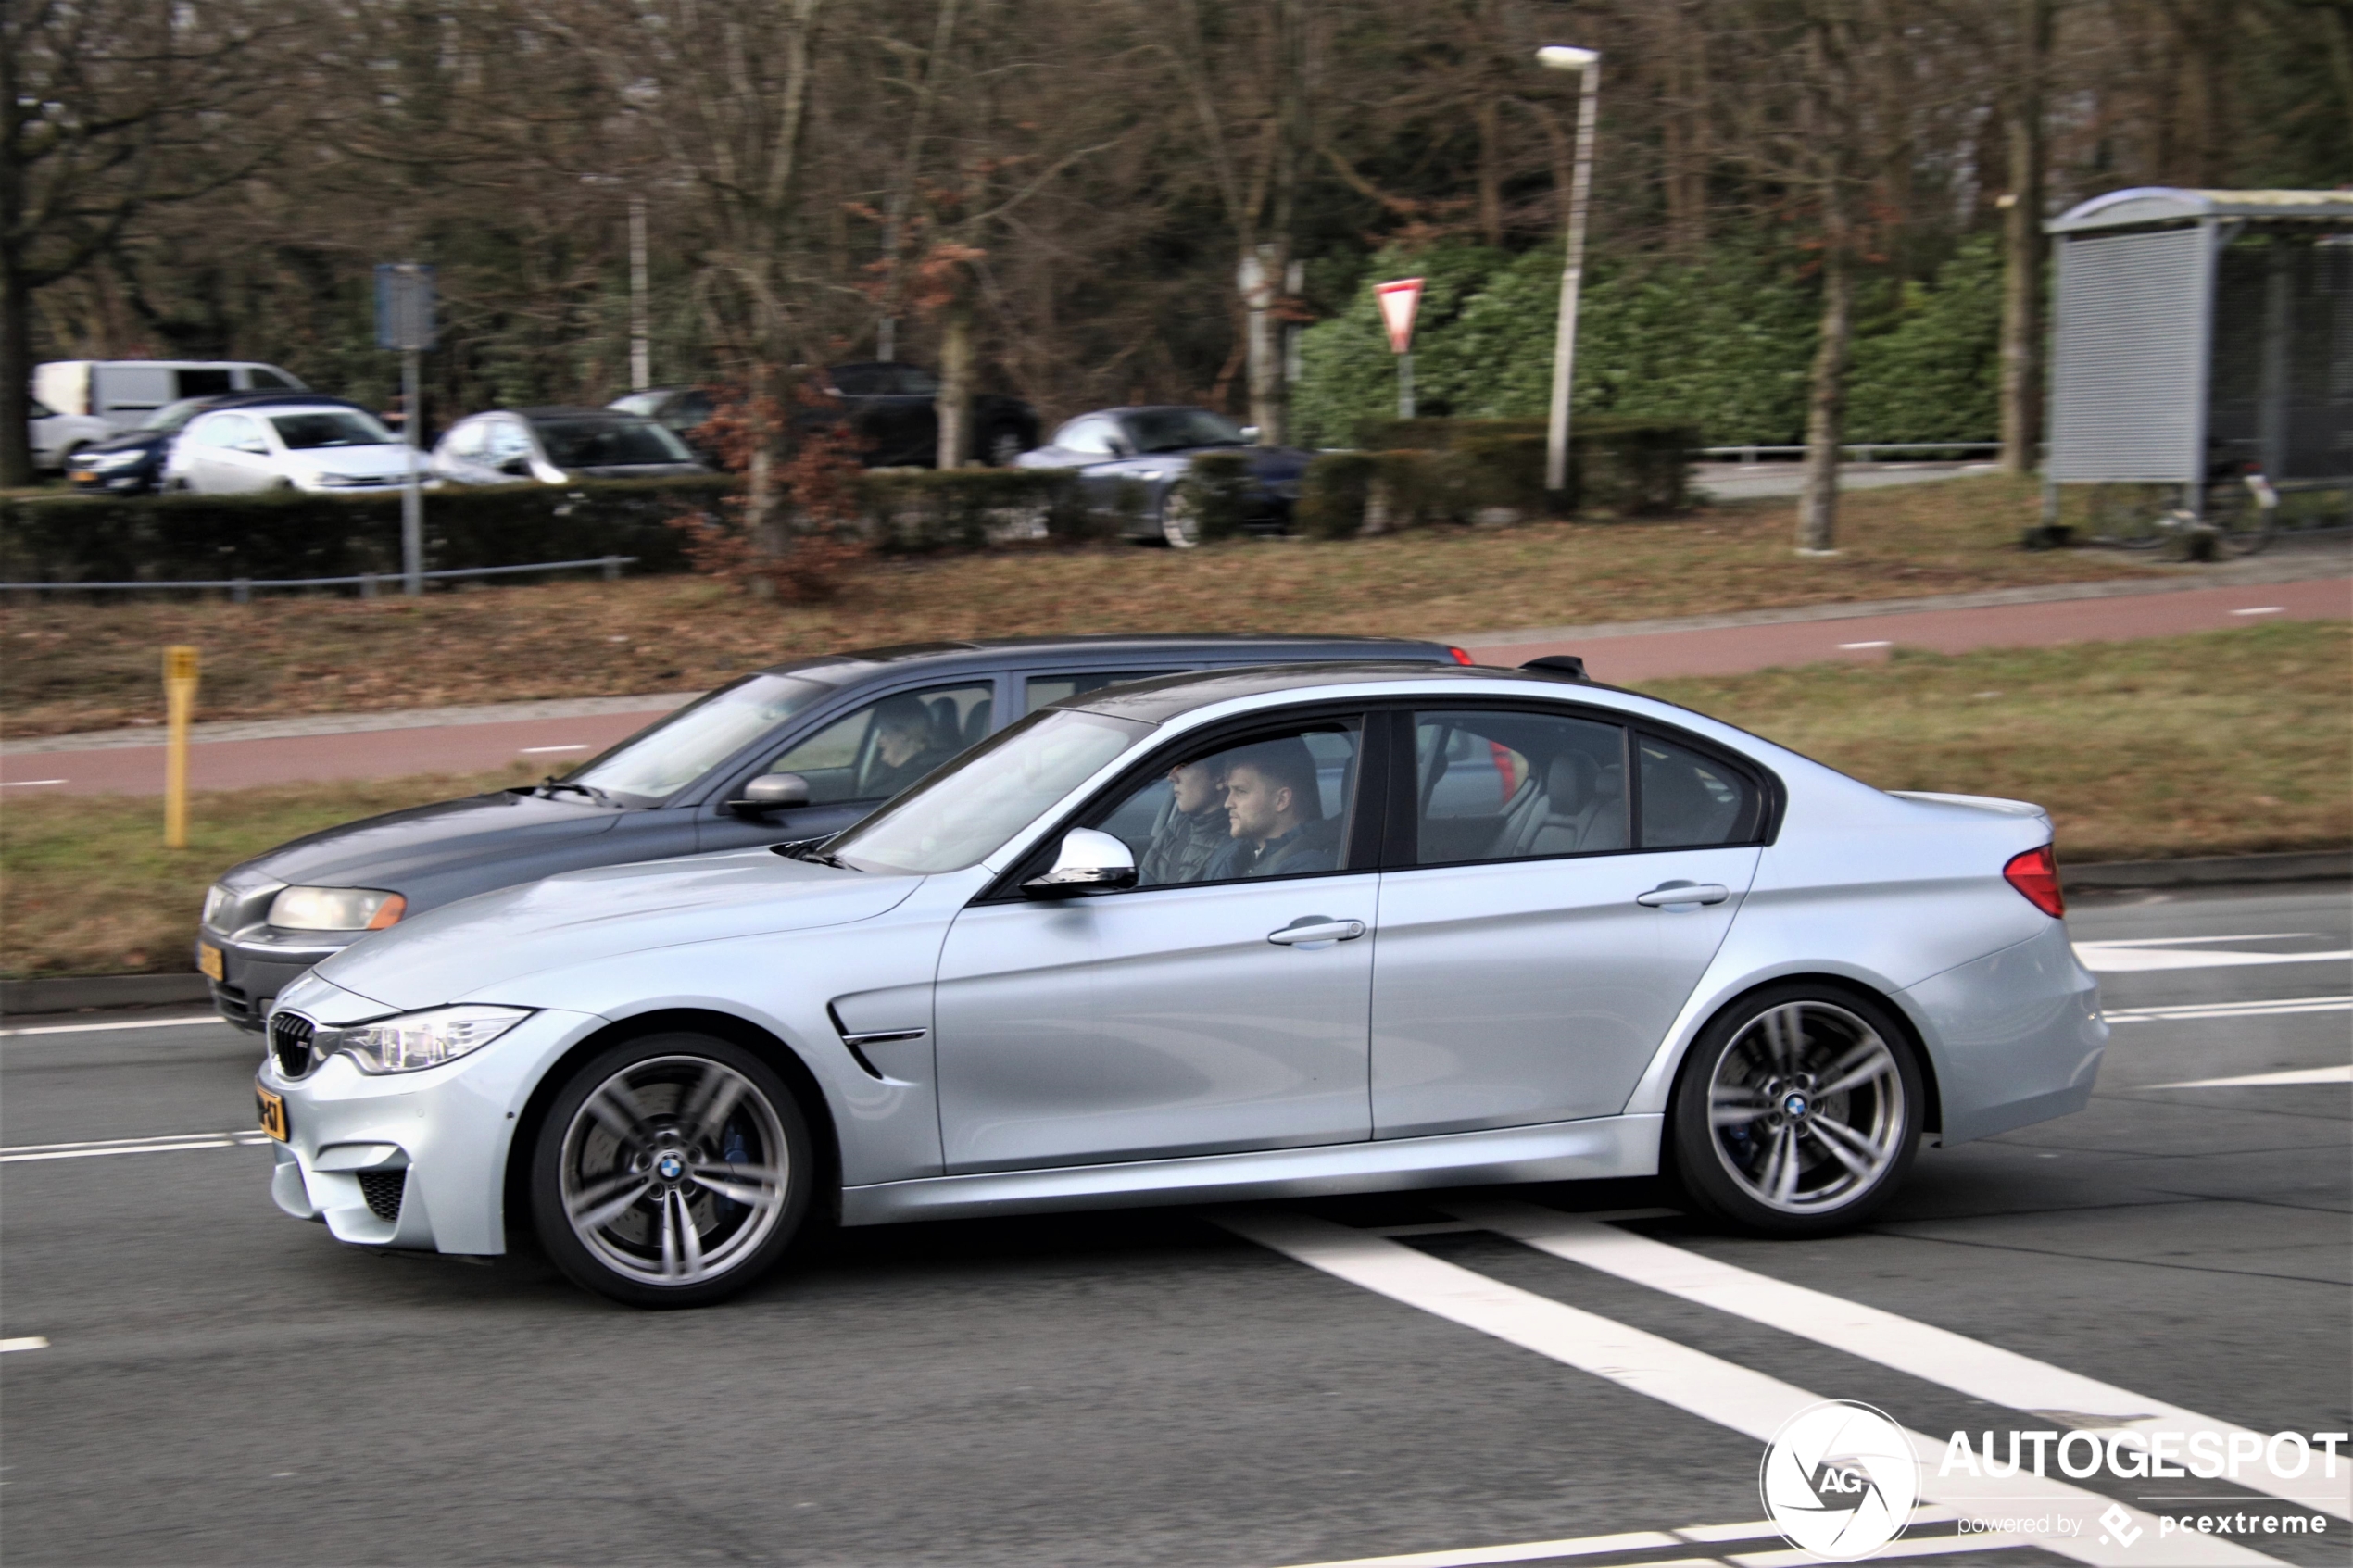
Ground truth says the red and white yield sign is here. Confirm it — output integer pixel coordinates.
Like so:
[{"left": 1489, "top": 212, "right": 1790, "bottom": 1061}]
[{"left": 1374, "top": 277, "right": 1425, "bottom": 354}]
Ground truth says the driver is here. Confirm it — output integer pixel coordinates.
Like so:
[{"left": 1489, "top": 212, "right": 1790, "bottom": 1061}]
[
  {"left": 1139, "top": 755, "right": 1230, "bottom": 885},
  {"left": 1205, "top": 738, "right": 1340, "bottom": 879},
  {"left": 861, "top": 696, "right": 955, "bottom": 799}
]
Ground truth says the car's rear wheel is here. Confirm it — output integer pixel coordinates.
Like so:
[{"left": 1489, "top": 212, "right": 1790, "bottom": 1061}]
[
  {"left": 530, "top": 1032, "right": 811, "bottom": 1308},
  {"left": 1669, "top": 985, "right": 1921, "bottom": 1236}
]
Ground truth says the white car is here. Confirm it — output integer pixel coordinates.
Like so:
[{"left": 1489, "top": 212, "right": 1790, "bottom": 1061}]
[
  {"left": 27, "top": 396, "right": 112, "bottom": 472},
  {"left": 163, "top": 404, "right": 426, "bottom": 495},
  {"left": 258, "top": 662, "right": 2105, "bottom": 1308}
]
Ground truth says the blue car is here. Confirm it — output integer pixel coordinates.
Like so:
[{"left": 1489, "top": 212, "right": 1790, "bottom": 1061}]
[{"left": 1013, "top": 407, "right": 1310, "bottom": 546}]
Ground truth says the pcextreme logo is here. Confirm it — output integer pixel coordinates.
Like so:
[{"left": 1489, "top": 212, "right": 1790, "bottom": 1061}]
[{"left": 1759, "top": 1400, "right": 1919, "bottom": 1561}]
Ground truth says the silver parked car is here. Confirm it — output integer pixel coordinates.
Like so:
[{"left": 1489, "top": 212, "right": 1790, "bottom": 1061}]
[
  {"left": 163, "top": 403, "right": 424, "bottom": 495},
  {"left": 258, "top": 662, "right": 2105, "bottom": 1307}
]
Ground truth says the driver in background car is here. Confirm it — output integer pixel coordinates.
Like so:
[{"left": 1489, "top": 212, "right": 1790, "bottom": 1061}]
[
  {"left": 1205, "top": 738, "right": 1340, "bottom": 880},
  {"left": 859, "top": 696, "right": 959, "bottom": 800},
  {"left": 1138, "top": 756, "right": 1231, "bottom": 886}
]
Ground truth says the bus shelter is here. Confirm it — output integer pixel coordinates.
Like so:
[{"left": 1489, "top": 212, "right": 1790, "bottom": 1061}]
[{"left": 2045, "top": 187, "right": 2353, "bottom": 521}]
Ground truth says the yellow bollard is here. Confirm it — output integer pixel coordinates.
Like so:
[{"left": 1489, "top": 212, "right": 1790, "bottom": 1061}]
[{"left": 163, "top": 646, "right": 200, "bottom": 847}]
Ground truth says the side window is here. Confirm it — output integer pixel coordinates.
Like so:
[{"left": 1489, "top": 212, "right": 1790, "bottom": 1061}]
[
  {"left": 247, "top": 367, "right": 296, "bottom": 389},
  {"left": 758, "top": 683, "right": 994, "bottom": 805},
  {"left": 1056, "top": 419, "right": 1114, "bottom": 456},
  {"left": 1411, "top": 709, "right": 1629, "bottom": 865},
  {"left": 1025, "top": 671, "right": 1176, "bottom": 714},
  {"left": 1638, "top": 734, "right": 1763, "bottom": 848},
  {"left": 1085, "top": 718, "right": 1364, "bottom": 888},
  {"left": 177, "top": 369, "right": 234, "bottom": 399},
  {"left": 206, "top": 414, "right": 264, "bottom": 452}
]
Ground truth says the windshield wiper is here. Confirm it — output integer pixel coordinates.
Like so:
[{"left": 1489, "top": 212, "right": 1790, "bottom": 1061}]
[
  {"left": 537, "top": 777, "right": 617, "bottom": 806},
  {"left": 773, "top": 838, "right": 853, "bottom": 869}
]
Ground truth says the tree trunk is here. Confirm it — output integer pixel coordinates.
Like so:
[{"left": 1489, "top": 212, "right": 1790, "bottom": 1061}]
[
  {"left": 0, "top": 258, "right": 32, "bottom": 488},
  {"left": 1797, "top": 240, "right": 1852, "bottom": 555},
  {"left": 936, "top": 295, "right": 974, "bottom": 468},
  {"left": 746, "top": 359, "right": 782, "bottom": 578},
  {"left": 1475, "top": 94, "right": 1504, "bottom": 247},
  {"left": 1239, "top": 244, "right": 1286, "bottom": 445},
  {"left": 1998, "top": 0, "right": 2052, "bottom": 477}
]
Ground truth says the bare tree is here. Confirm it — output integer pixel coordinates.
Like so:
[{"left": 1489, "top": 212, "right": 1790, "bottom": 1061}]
[
  {"left": 1998, "top": 0, "right": 2054, "bottom": 476},
  {"left": 0, "top": 0, "right": 289, "bottom": 485}
]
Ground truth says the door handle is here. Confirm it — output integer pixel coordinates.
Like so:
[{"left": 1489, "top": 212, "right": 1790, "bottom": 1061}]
[
  {"left": 1636, "top": 883, "right": 1730, "bottom": 908},
  {"left": 1268, "top": 919, "right": 1366, "bottom": 946}
]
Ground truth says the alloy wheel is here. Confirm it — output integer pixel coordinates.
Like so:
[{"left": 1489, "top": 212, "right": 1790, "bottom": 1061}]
[
  {"left": 556, "top": 1053, "right": 792, "bottom": 1288},
  {"left": 1160, "top": 489, "right": 1202, "bottom": 548},
  {"left": 1705, "top": 1000, "right": 1906, "bottom": 1216}
]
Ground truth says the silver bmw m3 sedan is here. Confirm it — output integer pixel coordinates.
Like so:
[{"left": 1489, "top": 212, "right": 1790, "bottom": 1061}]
[{"left": 257, "top": 662, "right": 2106, "bottom": 1307}]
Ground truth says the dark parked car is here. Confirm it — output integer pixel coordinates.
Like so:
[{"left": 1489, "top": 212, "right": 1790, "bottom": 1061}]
[
  {"left": 1013, "top": 407, "right": 1311, "bottom": 547},
  {"left": 195, "top": 633, "right": 1472, "bottom": 1029},
  {"left": 66, "top": 392, "right": 372, "bottom": 495},
  {"left": 432, "top": 407, "right": 710, "bottom": 485},
  {"left": 610, "top": 364, "right": 1039, "bottom": 470}
]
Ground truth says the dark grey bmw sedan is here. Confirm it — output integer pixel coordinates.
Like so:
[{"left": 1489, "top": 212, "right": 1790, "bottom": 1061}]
[{"left": 195, "top": 634, "right": 1469, "bottom": 1029}]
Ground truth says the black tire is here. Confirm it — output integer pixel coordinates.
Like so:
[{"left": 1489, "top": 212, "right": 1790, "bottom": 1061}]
[
  {"left": 1669, "top": 983, "right": 1923, "bottom": 1237},
  {"left": 2205, "top": 479, "right": 2271, "bottom": 558},
  {"left": 529, "top": 1031, "right": 813, "bottom": 1309}
]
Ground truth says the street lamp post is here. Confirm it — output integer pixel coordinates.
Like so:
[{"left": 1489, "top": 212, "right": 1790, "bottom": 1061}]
[{"left": 1538, "top": 44, "right": 1600, "bottom": 499}]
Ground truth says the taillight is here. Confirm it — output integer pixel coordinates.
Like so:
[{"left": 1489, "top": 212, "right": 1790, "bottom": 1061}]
[
  {"left": 2003, "top": 846, "right": 2064, "bottom": 918},
  {"left": 1448, "top": 646, "right": 1476, "bottom": 666}
]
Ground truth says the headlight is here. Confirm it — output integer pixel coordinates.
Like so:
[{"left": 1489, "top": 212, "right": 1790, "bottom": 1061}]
[
  {"left": 269, "top": 885, "right": 407, "bottom": 931},
  {"left": 77, "top": 449, "right": 142, "bottom": 471},
  {"left": 201, "top": 883, "right": 232, "bottom": 925},
  {"left": 320, "top": 1005, "right": 533, "bottom": 1073}
]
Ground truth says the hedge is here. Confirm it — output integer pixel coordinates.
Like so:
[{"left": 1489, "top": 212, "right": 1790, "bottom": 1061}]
[
  {"left": 1297, "top": 416, "right": 1695, "bottom": 538},
  {"left": 0, "top": 476, "right": 727, "bottom": 586}
]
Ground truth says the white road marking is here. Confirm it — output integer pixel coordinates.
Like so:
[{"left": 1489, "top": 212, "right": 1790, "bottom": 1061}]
[
  {"left": 2150, "top": 1064, "right": 2352, "bottom": 1089},
  {"left": 1450, "top": 1200, "right": 2352, "bottom": 1524},
  {"left": 2231, "top": 607, "right": 2285, "bottom": 617},
  {"left": 519, "top": 744, "right": 588, "bottom": 754},
  {"left": 1268, "top": 1512, "right": 2002, "bottom": 1568},
  {"left": 2105, "top": 996, "right": 2351, "bottom": 1023},
  {"left": 2074, "top": 935, "right": 2309, "bottom": 948},
  {"left": 0, "top": 1337, "right": 50, "bottom": 1352},
  {"left": 1727, "top": 1536, "right": 2029, "bottom": 1567},
  {"left": 1839, "top": 640, "right": 1894, "bottom": 649},
  {"left": 1220, "top": 1211, "right": 2283, "bottom": 1566},
  {"left": 2, "top": 1130, "right": 271, "bottom": 1163},
  {"left": 2074, "top": 943, "right": 2353, "bottom": 973},
  {"left": 0, "top": 779, "right": 67, "bottom": 787},
  {"left": 0, "top": 1014, "right": 227, "bottom": 1038}
]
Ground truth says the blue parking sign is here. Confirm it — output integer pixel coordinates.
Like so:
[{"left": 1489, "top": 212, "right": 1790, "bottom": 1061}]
[{"left": 374, "top": 262, "right": 436, "bottom": 351}]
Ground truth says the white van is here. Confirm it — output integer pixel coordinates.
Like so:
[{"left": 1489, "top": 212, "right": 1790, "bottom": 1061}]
[{"left": 31, "top": 360, "right": 308, "bottom": 432}]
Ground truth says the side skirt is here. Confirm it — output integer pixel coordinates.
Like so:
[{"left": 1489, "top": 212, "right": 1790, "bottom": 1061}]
[{"left": 838, "top": 1114, "right": 1662, "bottom": 1227}]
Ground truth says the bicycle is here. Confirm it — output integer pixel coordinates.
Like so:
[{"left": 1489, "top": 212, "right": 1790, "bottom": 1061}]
[{"left": 2084, "top": 462, "right": 2278, "bottom": 557}]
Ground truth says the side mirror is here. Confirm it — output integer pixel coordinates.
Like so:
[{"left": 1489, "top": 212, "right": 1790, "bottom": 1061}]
[
  {"left": 1022, "top": 827, "right": 1138, "bottom": 897},
  {"left": 729, "top": 772, "right": 812, "bottom": 817}
]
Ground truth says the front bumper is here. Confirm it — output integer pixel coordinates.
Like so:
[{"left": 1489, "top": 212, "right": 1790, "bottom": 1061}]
[
  {"left": 199, "top": 926, "right": 354, "bottom": 1031},
  {"left": 261, "top": 1005, "right": 602, "bottom": 1255}
]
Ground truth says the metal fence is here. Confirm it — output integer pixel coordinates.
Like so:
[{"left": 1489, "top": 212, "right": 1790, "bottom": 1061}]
[
  {"left": 1693, "top": 442, "right": 2002, "bottom": 463},
  {"left": 0, "top": 555, "right": 635, "bottom": 601}
]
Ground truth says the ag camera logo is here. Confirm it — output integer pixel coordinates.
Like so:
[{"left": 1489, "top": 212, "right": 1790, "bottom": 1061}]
[{"left": 1760, "top": 1400, "right": 1920, "bottom": 1560}]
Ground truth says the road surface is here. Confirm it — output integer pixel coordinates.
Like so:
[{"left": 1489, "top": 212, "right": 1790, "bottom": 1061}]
[{"left": 2, "top": 884, "right": 2345, "bottom": 1566}]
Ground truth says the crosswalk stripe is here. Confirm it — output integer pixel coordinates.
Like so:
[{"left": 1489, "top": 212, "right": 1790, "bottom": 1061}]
[
  {"left": 0, "top": 1014, "right": 227, "bottom": 1038},
  {"left": 1, "top": 1130, "right": 270, "bottom": 1162},
  {"left": 2106, "top": 997, "right": 2350, "bottom": 1022},
  {"left": 1220, "top": 1211, "right": 2284, "bottom": 1568},
  {"left": 1451, "top": 1201, "right": 2353, "bottom": 1525},
  {"left": 1267, "top": 1513, "right": 2007, "bottom": 1568},
  {"left": 2149, "top": 1064, "right": 2352, "bottom": 1089},
  {"left": 2072, "top": 946, "right": 2352, "bottom": 974}
]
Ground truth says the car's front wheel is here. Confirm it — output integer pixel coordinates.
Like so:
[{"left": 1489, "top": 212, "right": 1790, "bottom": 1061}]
[
  {"left": 530, "top": 1032, "right": 812, "bottom": 1308},
  {"left": 1669, "top": 985, "right": 1921, "bottom": 1236},
  {"left": 1158, "top": 487, "right": 1202, "bottom": 548}
]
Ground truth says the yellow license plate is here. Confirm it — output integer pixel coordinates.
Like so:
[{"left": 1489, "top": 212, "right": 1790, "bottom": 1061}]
[
  {"left": 256, "top": 1086, "right": 288, "bottom": 1142},
  {"left": 197, "top": 943, "right": 224, "bottom": 981}
]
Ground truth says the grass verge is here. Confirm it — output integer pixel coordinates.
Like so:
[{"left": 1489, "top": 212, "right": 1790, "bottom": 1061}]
[
  {"left": 2, "top": 474, "right": 2166, "bottom": 738},
  {"left": 4, "top": 621, "right": 2341, "bottom": 980}
]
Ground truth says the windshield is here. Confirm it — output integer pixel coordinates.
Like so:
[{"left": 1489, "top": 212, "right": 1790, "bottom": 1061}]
[
  {"left": 607, "top": 392, "right": 662, "bottom": 417},
  {"left": 828, "top": 709, "right": 1152, "bottom": 874},
  {"left": 1126, "top": 408, "right": 1246, "bottom": 454},
  {"left": 565, "top": 674, "right": 831, "bottom": 805},
  {"left": 144, "top": 398, "right": 215, "bottom": 433},
  {"left": 271, "top": 410, "right": 396, "bottom": 449},
  {"left": 537, "top": 417, "right": 694, "bottom": 468}
]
